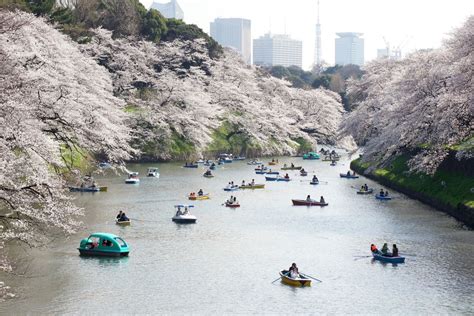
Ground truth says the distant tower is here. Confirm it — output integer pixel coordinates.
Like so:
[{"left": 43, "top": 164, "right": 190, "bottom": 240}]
[{"left": 314, "top": 0, "right": 322, "bottom": 66}]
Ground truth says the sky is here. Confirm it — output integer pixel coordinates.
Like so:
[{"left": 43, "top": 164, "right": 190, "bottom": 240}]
[{"left": 140, "top": 0, "right": 474, "bottom": 69}]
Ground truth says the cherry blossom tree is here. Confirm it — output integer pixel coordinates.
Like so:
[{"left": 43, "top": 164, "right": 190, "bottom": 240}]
[
  {"left": 341, "top": 16, "right": 473, "bottom": 174},
  {"left": 0, "top": 10, "right": 133, "bottom": 272}
]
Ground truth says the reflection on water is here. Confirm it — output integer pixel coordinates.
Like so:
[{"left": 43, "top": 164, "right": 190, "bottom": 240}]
[{"left": 1, "top": 156, "right": 473, "bottom": 314}]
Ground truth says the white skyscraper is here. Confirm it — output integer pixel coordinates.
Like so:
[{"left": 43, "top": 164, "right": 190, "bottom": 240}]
[
  {"left": 253, "top": 33, "right": 302, "bottom": 68},
  {"left": 150, "top": 0, "right": 184, "bottom": 20},
  {"left": 335, "top": 32, "right": 364, "bottom": 66},
  {"left": 210, "top": 18, "right": 251, "bottom": 64},
  {"left": 314, "top": 0, "right": 322, "bottom": 66}
]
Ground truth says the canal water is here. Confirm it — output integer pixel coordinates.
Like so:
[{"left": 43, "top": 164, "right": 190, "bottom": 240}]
[{"left": 1, "top": 155, "right": 473, "bottom": 314}]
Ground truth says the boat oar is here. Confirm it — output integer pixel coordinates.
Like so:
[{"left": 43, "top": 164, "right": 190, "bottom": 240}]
[
  {"left": 301, "top": 273, "right": 322, "bottom": 283},
  {"left": 353, "top": 255, "right": 372, "bottom": 261},
  {"left": 271, "top": 276, "right": 282, "bottom": 283}
]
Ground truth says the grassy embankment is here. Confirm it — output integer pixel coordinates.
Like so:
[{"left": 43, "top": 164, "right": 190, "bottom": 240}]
[{"left": 351, "top": 155, "right": 474, "bottom": 227}]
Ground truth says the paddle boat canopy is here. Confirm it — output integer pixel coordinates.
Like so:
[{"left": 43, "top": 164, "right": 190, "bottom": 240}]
[
  {"left": 78, "top": 233, "right": 129, "bottom": 257},
  {"left": 146, "top": 167, "right": 160, "bottom": 177},
  {"left": 303, "top": 152, "right": 320, "bottom": 160},
  {"left": 172, "top": 205, "right": 197, "bottom": 224},
  {"left": 125, "top": 172, "right": 140, "bottom": 184},
  {"left": 279, "top": 270, "right": 312, "bottom": 287}
]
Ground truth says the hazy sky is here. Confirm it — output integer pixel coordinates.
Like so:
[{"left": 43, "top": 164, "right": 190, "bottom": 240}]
[{"left": 140, "top": 0, "right": 474, "bottom": 69}]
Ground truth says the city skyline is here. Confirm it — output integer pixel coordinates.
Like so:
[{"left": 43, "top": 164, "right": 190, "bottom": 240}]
[{"left": 140, "top": 0, "right": 474, "bottom": 69}]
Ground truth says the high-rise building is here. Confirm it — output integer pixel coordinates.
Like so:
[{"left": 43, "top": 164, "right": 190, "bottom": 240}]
[
  {"left": 377, "top": 48, "right": 402, "bottom": 60},
  {"left": 314, "top": 0, "right": 322, "bottom": 66},
  {"left": 150, "top": 0, "right": 184, "bottom": 20},
  {"left": 335, "top": 32, "right": 364, "bottom": 66},
  {"left": 253, "top": 33, "right": 302, "bottom": 68},
  {"left": 210, "top": 18, "right": 251, "bottom": 64}
]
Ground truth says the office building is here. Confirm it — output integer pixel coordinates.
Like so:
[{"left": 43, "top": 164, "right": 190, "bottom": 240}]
[
  {"left": 150, "top": 0, "right": 184, "bottom": 20},
  {"left": 253, "top": 33, "right": 302, "bottom": 68},
  {"left": 335, "top": 32, "right": 364, "bottom": 66},
  {"left": 210, "top": 18, "right": 251, "bottom": 64}
]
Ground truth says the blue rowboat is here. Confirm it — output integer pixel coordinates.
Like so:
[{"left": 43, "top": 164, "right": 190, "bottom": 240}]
[
  {"left": 265, "top": 171, "right": 279, "bottom": 175},
  {"left": 265, "top": 176, "right": 278, "bottom": 181},
  {"left": 372, "top": 252, "right": 405, "bottom": 263},
  {"left": 340, "top": 173, "right": 359, "bottom": 179},
  {"left": 255, "top": 171, "right": 267, "bottom": 175},
  {"left": 375, "top": 194, "right": 392, "bottom": 200},
  {"left": 310, "top": 181, "right": 319, "bottom": 185},
  {"left": 183, "top": 164, "right": 198, "bottom": 168}
]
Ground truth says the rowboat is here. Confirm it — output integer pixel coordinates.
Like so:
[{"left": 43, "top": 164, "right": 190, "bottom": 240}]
[
  {"left": 265, "top": 171, "right": 279, "bottom": 175},
  {"left": 223, "top": 185, "right": 239, "bottom": 191},
  {"left": 188, "top": 194, "right": 210, "bottom": 200},
  {"left": 265, "top": 176, "right": 290, "bottom": 182},
  {"left": 303, "top": 152, "right": 320, "bottom": 160},
  {"left": 255, "top": 171, "right": 267, "bottom": 175},
  {"left": 239, "top": 184, "right": 265, "bottom": 189},
  {"left": 322, "top": 157, "right": 340, "bottom": 161},
  {"left": 268, "top": 161, "right": 278, "bottom": 165},
  {"left": 309, "top": 181, "right": 319, "bottom": 185},
  {"left": 279, "top": 270, "right": 311, "bottom": 287},
  {"left": 234, "top": 156, "right": 246, "bottom": 160},
  {"left": 69, "top": 186, "right": 100, "bottom": 192},
  {"left": 372, "top": 252, "right": 405, "bottom": 264},
  {"left": 116, "top": 219, "right": 131, "bottom": 226},
  {"left": 357, "top": 188, "right": 374, "bottom": 194},
  {"left": 330, "top": 162, "right": 337, "bottom": 166},
  {"left": 281, "top": 166, "right": 302, "bottom": 170},
  {"left": 255, "top": 166, "right": 268, "bottom": 171},
  {"left": 247, "top": 160, "right": 263, "bottom": 165},
  {"left": 340, "top": 173, "right": 359, "bottom": 179},
  {"left": 292, "top": 199, "right": 328, "bottom": 206},
  {"left": 300, "top": 171, "right": 308, "bottom": 176},
  {"left": 225, "top": 202, "right": 240, "bottom": 208},
  {"left": 203, "top": 173, "right": 214, "bottom": 178},
  {"left": 78, "top": 233, "right": 129, "bottom": 257},
  {"left": 375, "top": 194, "right": 392, "bottom": 200},
  {"left": 183, "top": 164, "right": 198, "bottom": 168}
]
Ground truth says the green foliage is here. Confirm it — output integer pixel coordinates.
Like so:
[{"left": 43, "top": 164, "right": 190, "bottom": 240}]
[
  {"left": 312, "top": 75, "right": 331, "bottom": 89},
  {"left": 292, "top": 137, "right": 313, "bottom": 153},
  {"left": 27, "top": 0, "right": 55, "bottom": 16},
  {"left": 169, "top": 131, "right": 195, "bottom": 158},
  {"left": 164, "top": 19, "right": 223, "bottom": 58},
  {"left": 135, "top": 87, "right": 157, "bottom": 101},
  {"left": 352, "top": 156, "right": 474, "bottom": 209},
  {"left": 59, "top": 144, "right": 93, "bottom": 173},
  {"left": 270, "top": 65, "right": 290, "bottom": 79},
  {"left": 141, "top": 9, "right": 168, "bottom": 42},
  {"left": 123, "top": 104, "right": 142, "bottom": 113},
  {"left": 207, "top": 121, "right": 258, "bottom": 154}
]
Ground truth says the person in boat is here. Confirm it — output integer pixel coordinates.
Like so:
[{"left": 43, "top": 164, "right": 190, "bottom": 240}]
[
  {"left": 312, "top": 175, "right": 318, "bottom": 183},
  {"left": 284, "top": 173, "right": 290, "bottom": 179},
  {"left": 288, "top": 263, "right": 299, "bottom": 278},
  {"left": 392, "top": 244, "right": 399, "bottom": 257},
  {"left": 228, "top": 196, "right": 234, "bottom": 203},
  {"left": 379, "top": 189, "right": 385, "bottom": 196},
  {"left": 231, "top": 181, "right": 235, "bottom": 186},
  {"left": 271, "top": 158, "right": 275, "bottom": 162},
  {"left": 384, "top": 191, "right": 389, "bottom": 197},
  {"left": 184, "top": 206, "right": 189, "bottom": 214},
  {"left": 346, "top": 171, "right": 351, "bottom": 176},
  {"left": 381, "top": 243, "right": 389, "bottom": 255},
  {"left": 352, "top": 171, "right": 356, "bottom": 176},
  {"left": 283, "top": 163, "right": 287, "bottom": 168},
  {"left": 300, "top": 168, "right": 306, "bottom": 173},
  {"left": 116, "top": 210, "right": 123, "bottom": 220},
  {"left": 233, "top": 196, "right": 237, "bottom": 202},
  {"left": 119, "top": 212, "right": 129, "bottom": 222},
  {"left": 370, "top": 244, "right": 379, "bottom": 253},
  {"left": 291, "top": 163, "right": 295, "bottom": 168},
  {"left": 198, "top": 189, "right": 203, "bottom": 196},
  {"left": 251, "top": 179, "right": 255, "bottom": 186},
  {"left": 360, "top": 185, "right": 365, "bottom": 191},
  {"left": 242, "top": 180, "right": 246, "bottom": 186},
  {"left": 320, "top": 196, "right": 325, "bottom": 204},
  {"left": 306, "top": 195, "right": 312, "bottom": 202},
  {"left": 364, "top": 184, "right": 369, "bottom": 191}
]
